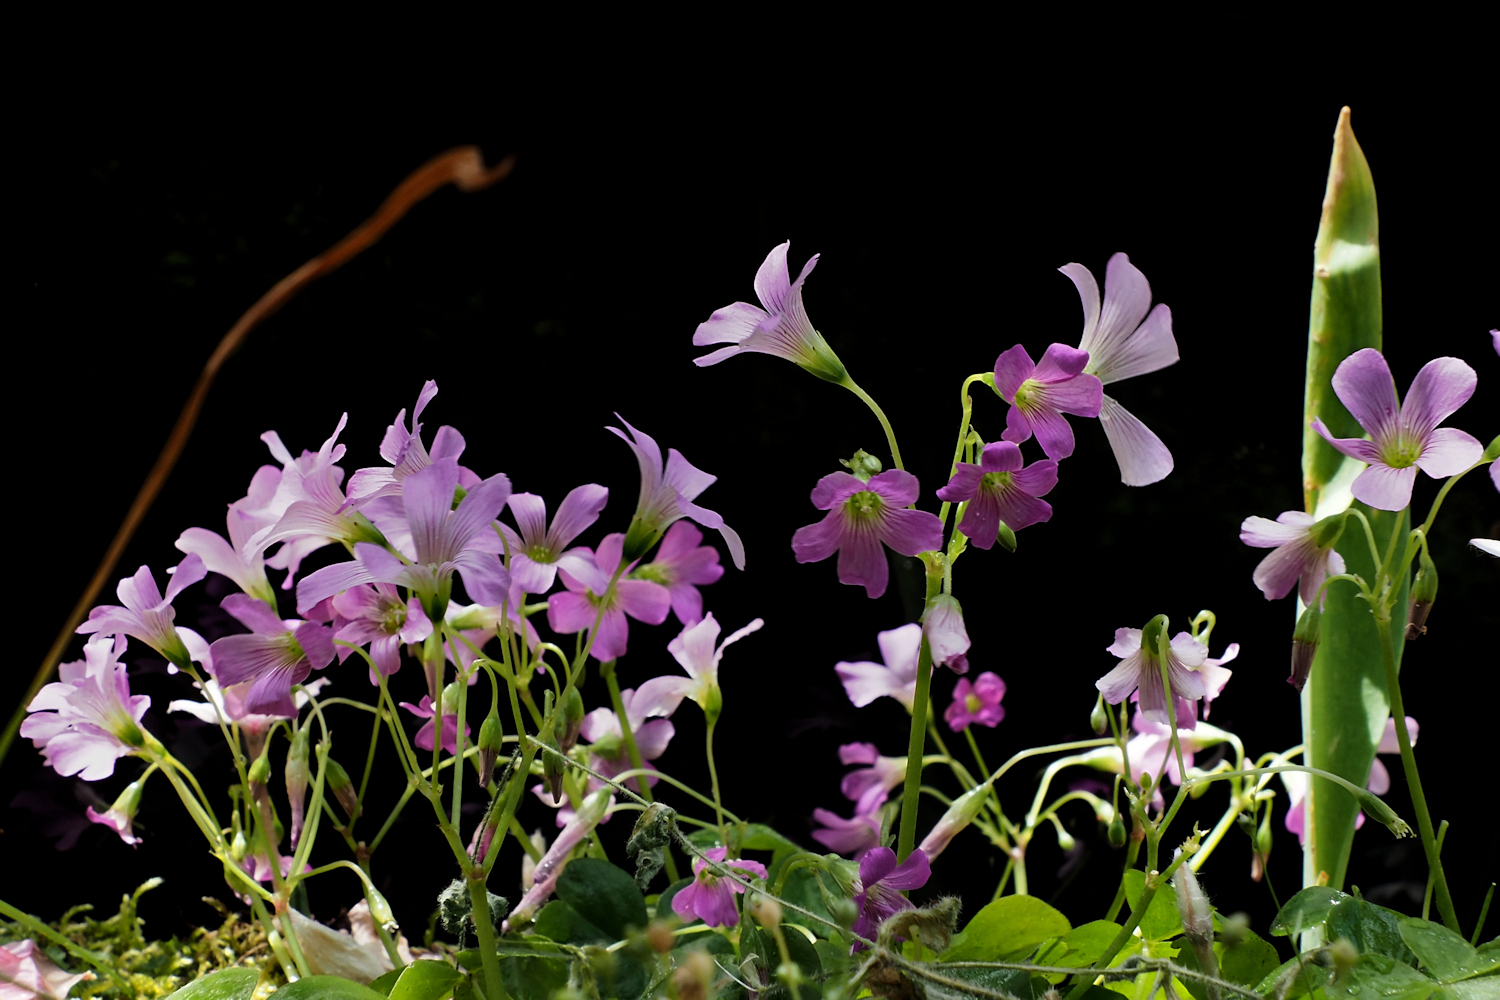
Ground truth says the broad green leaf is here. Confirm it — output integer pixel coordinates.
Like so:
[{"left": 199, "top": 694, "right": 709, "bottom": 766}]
[
  {"left": 388, "top": 959, "right": 464, "bottom": 1000},
  {"left": 1255, "top": 955, "right": 1333, "bottom": 999},
  {"left": 554, "top": 857, "right": 647, "bottom": 940},
  {"left": 1059, "top": 921, "right": 1125, "bottom": 967},
  {"left": 164, "top": 967, "right": 259, "bottom": 1000},
  {"left": 939, "top": 894, "right": 1071, "bottom": 962},
  {"left": 1299, "top": 106, "right": 1406, "bottom": 894},
  {"left": 369, "top": 968, "right": 403, "bottom": 996},
  {"left": 269, "top": 975, "right": 389, "bottom": 999},
  {"left": 1434, "top": 982, "right": 1500, "bottom": 1000},
  {"left": 777, "top": 867, "right": 837, "bottom": 935},
  {"left": 1401, "top": 918, "right": 1500, "bottom": 983},
  {"left": 1271, "top": 887, "right": 1350, "bottom": 938},
  {"left": 1219, "top": 929, "right": 1282, "bottom": 989},
  {"left": 533, "top": 899, "right": 610, "bottom": 945},
  {"left": 454, "top": 948, "right": 568, "bottom": 1000},
  {"left": 1324, "top": 953, "right": 1435, "bottom": 1000},
  {"left": 1326, "top": 898, "right": 1417, "bottom": 966},
  {"left": 1121, "top": 869, "right": 1183, "bottom": 942}
]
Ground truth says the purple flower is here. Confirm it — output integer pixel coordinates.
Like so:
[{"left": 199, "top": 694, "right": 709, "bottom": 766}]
[
  {"left": 628, "top": 521, "right": 724, "bottom": 627},
  {"left": 209, "top": 595, "right": 336, "bottom": 718},
  {"left": 546, "top": 534, "right": 671, "bottom": 662},
  {"left": 923, "top": 594, "right": 971, "bottom": 674},
  {"left": 1312, "top": 349, "right": 1482, "bottom": 510},
  {"left": 1094, "top": 619, "right": 1207, "bottom": 729},
  {"left": 936, "top": 441, "right": 1058, "bottom": 545},
  {"left": 944, "top": 672, "right": 1006, "bottom": 732},
  {"left": 633, "top": 613, "right": 763, "bottom": 724},
  {"left": 692, "top": 241, "right": 848, "bottom": 384},
  {"left": 86, "top": 779, "right": 145, "bottom": 846},
  {"left": 835, "top": 623, "right": 921, "bottom": 710},
  {"left": 398, "top": 694, "right": 471, "bottom": 754},
  {"left": 1240, "top": 511, "right": 1348, "bottom": 608},
  {"left": 837, "top": 743, "right": 907, "bottom": 815},
  {"left": 811, "top": 801, "right": 884, "bottom": 859},
  {"left": 22, "top": 635, "right": 149, "bottom": 780},
  {"left": 1059, "top": 254, "right": 1180, "bottom": 485},
  {"left": 346, "top": 381, "right": 478, "bottom": 505},
  {"left": 1284, "top": 716, "right": 1418, "bottom": 844},
  {"left": 177, "top": 493, "right": 277, "bottom": 608},
  {"left": 851, "top": 847, "right": 931, "bottom": 945},
  {"left": 993, "top": 344, "right": 1103, "bottom": 461},
  {"left": 671, "top": 846, "right": 769, "bottom": 928},
  {"left": 76, "top": 555, "right": 206, "bottom": 670},
  {"left": 296, "top": 457, "right": 513, "bottom": 619},
  {"left": 792, "top": 470, "right": 943, "bottom": 599},
  {"left": 610, "top": 415, "right": 745, "bottom": 571},
  {"left": 499, "top": 485, "right": 609, "bottom": 595},
  {"left": 330, "top": 582, "right": 433, "bottom": 682}
]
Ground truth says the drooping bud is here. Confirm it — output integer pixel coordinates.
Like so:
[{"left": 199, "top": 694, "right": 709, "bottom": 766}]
[
  {"left": 1090, "top": 692, "right": 1109, "bottom": 735},
  {"left": 1054, "top": 825, "right": 1076, "bottom": 852},
  {"left": 477, "top": 709, "right": 505, "bottom": 788},
  {"left": 840, "top": 449, "right": 883, "bottom": 483},
  {"left": 323, "top": 757, "right": 359, "bottom": 823},
  {"left": 1353, "top": 787, "right": 1413, "bottom": 838},
  {"left": 504, "top": 788, "right": 611, "bottom": 930},
  {"left": 1289, "top": 605, "right": 1322, "bottom": 692},
  {"left": 87, "top": 780, "right": 145, "bottom": 846},
  {"left": 918, "top": 783, "right": 990, "bottom": 861},
  {"left": 923, "top": 594, "right": 971, "bottom": 675},
  {"left": 540, "top": 690, "right": 566, "bottom": 803},
  {"left": 230, "top": 826, "right": 248, "bottom": 863},
  {"left": 1406, "top": 548, "right": 1438, "bottom": 640},
  {"left": 248, "top": 745, "right": 273, "bottom": 805},
  {"left": 284, "top": 727, "right": 311, "bottom": 849},
  {"left": 365, "top": 883, "right": 399, "bottom": 935},
  {"left": 555, "top": 686, "right": 585, "bottom": 754}
]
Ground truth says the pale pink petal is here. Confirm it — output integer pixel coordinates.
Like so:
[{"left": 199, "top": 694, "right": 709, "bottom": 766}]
[
  {"left": 1240, "top": 511, "right": 1314, "bottom": 548},
  {"left": 1351, "top": 463, "right": 1418, "bottom": 511},
  {"left": 835, "top": 661, "right": 908, "bottom": 708},
  {"left": 1098, "top": 394, "right": 1173, "bottom": 486},
  {"left": 1096, "top": 656, "right": 1143, "bottom": 704},
  {"left": 630, "top": 675, "right": 695, "bottom": 720},
  {"left": 1086, "top": 253, "right": 1154, "bottom": 367},
  {"left": 1092, "top": 303, "right": 1178, "bottom": 385},
  {"left": 1312, "top": 418, "right": 1382, "bottom": 464},
  {"left": 1058, "top": 262, "right": 1101, "bottom": 344},
  {"left": 1401, "top": 357, "right": 1477, "bottom": 438},
  {"left": 693, "top": 300, "right": 770, "bottom": 349},
  {"left": 1330, "top": 349, "right": 1401, "bottom": 442},
  {"left": 1415, "top": 427, "right": 1483, "bottom": 478},
  {"left": 1377, "top": 715, "right": 1419, "bottom": 754}
]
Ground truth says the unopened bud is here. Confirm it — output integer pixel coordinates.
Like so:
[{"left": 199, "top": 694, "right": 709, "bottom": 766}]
[
  {"left": 477, "top": 710, "right": 505, "bottom": 787},
  {"left": 323, "top": 757, "right": 359, "bottom": 822},
  {"left": 1107, "top": 813, "right": 1127, "bottom": 848},
  {"left": 1353, "top": 787, "right": 1412, "bottom": 839},
  {"left": 840, "top": 449, "right": 883, "bottom": 482},
  {"left": 1289, "top": 605, "right": 1321, "bottom": 692},
  {"left": 645, "top": 920, "right": 676, "bottom": 953},
  {"left": 230, "top": 827, "right": 249, "bottom": 863},
  {"left": 824, "top": 858, "right": 861, "bottom": 898},
  {"left": 1406, "top": 549, "right": 1438, "bottom": 640},
  {"left": 1055, "top": 826, "right": 1077, "bottom": 852},
  {"left": 555, "top": 686, "right": 585, "bottom": 753},
  {"left": 996, "top": 520, "right": 1017, "bottom": 553},
  {"left": 1255, "top": 808, "right": 1274, "bottom": 858},
  {"left": 1171, "top": 853, "right": 1213, "bottom": 949},
  {"left": 248, "top": 747, "right": 273, "bottom": 791},
  {"left": 284, "top": 727, "right": 311, "bottom": 849},
  {"left": 749, "top": 894, "right": 782, "bottom": 929},
  {"left": 918, "top": 783, "right": 989, "bottom": 861},
  {"left": 1090, "top": 693, "right": 1109, "bottom": 735},
  {"left": 365, "top": 884, "right": 398, "bottom": 935}
]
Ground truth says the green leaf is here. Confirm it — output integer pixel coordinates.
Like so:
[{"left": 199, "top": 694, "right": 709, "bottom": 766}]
[
  {"left": 164, "top": 967, "right": 259, "bottom": 1000},
  {"left": 1401, "top": 918, "right": 1500, "bottom": 983},
  {"left": 386, "top": 959, "right": 464, "bottom": 1000},
  {"left": 1271, "top": 887, "right": 1350, "bottom": 938},
  {"left": 554, "top": 857, "right": 648, "bottom": 940},
  {"left": 1219, "top": 929, "right": 1282, "bottom": 989},
  {"left": 1433, "top": 981, "right": 1500, "bottom": 1000},
  {"left": 939, "top": 894, "right": 1072, "bottom": 962},
  {"left": 1324, "top": 954, "right": 1435, "bottom": 1000},
  {"left": 1120, "top": 869, "right": 1183, "bottom": 942},
  {"left": 269, "top": 975, "right": 390, "bottom": 999},
  {"left": 368, "top": 968, "right": 402, "bottom": 996},
  {"left": 1255, "top": 955, "right": 1333, "bottom": 999},
  {"left": 1326, "top": 897, "right": 1418, "bottom": 966},
  {"left": 533, "top": 899, "right": 611, "bottom": 945},
  {"left": 1059, "top": 921, "right": 1125, "bottom": 968}
]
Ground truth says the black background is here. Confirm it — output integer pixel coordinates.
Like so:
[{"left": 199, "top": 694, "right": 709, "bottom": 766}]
[{"left": 8, "top": 68, "right": 1497, "bottom": 958}]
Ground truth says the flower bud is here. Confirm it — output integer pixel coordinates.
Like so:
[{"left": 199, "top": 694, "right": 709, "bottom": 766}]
[
  {"left": 248, "top": 746, "right": 273, "bottom": 802},
  {"left": 748, "top": 893, "right": 782, "bottom": 929},
  {"left": 1172, "top": 856, "right": 1218, "bottom": 985},
  {"left": 477, "top": 709, "right": 505, "bottom": 788},
  {"left": 1054, "top": 826, "right": 1077, "bottom": 852},
  {"left": 323, "top": 757, "right": 359, "bottom": 822},
  {"left": 365, "top": 884, "right": 399, "bottom": 935},
  {"left": 995, "top": 520, "right": 1017, "bottom": 553},
  {"left": 840, "top": 449, "right": 883, "bottom": 483},
  {"left": 1289, "top": 605, "right": 1321, "bottom": 692},
  {"left": 1090, "top": 693, "right": 1109, "bottom": 735},
  {"left": 555, "top": 686, "right": 585, "bottom": 754},
  {"left": 918, "top": 783, "right": 989, "bottom": 861},
  {"left": 1406, "top": 548, "right": 1438, "bottom": 640},
  {"left": 230, "top": 827, "right": 248, "bottom": 863},
  {"left": 284, "top": 727, "right": 311, "bottom": 849},
  {"left": 1353, "top": 788, "right": 1413, "bottom": 839},
  {"left": 1107, "top": 813, "right": 1127, "bottom": 848}
]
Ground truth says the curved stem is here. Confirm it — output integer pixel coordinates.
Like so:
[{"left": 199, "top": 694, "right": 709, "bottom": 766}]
[{"left": 842, "top": 378, "right": 906, "bottom": 472}]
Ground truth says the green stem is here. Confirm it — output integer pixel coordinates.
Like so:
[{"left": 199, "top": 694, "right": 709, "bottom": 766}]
[
  {"left": 602, "top": 660, "right": 680, "bottom": 882},
  {"left": 1065, "top": 845, "right": 1198, "bottom": 1000},
  {"left": 842, "top": 378, "right": 905, "bottom": 472},
  {"left": 468, "top": 876, "right": 505, "bottom": 1000},
  {"left": 897, "top": 638, "right": 935, "bottom": 862},
  {"left": 705, "top": 717, "right": 727, "bottom": 849}
]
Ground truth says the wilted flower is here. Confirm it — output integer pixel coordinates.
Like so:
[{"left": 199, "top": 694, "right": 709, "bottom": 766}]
[
  {"left": 923, "top": 595, "right": 971, "bottom": 674},
  {"left": 86, "top": 779, "right": 145, "bottom": 847},
  {"left": 792, "top": 470, "right": 942, "bottom": 599},
  {"left": 671, "top": 846, "right": 768, "bottom": 928}
]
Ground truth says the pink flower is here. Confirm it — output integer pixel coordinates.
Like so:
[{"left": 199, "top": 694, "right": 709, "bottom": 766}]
[
  {"left": 86, "top": 779, "right": 144, "bottom": 846},
  {"left": 671, "top": 847, "right": 768, "bottom": 928},
  {"left": 1094, "top": 618, "right": 1206, "bottom": 729},
  {"left": 208, "top": 595, "right": 336, "bottom": 719},
  {"left": 835, "top": 624, "right": 921, "bottom": 710},
  {"left": 1312, "top": 349, "right": 1482, "bottom": 510},
  {"left": 628, "top": 521, "right": 725, "bottom": 627},
  {"left": 76, "top": 555, "right": 206, "bottom": 670},
  {"left": 1125, "top": 715, "right": 1229, "bottom": 788},
  {"left": 330, "top": 582, "right": 433, "bottom": 681},
  {"left": 0, "top": 939, "right": 93, "bottom": 999},
  {"left": 1058, "top": 254, "right": 1180, "bottom": 486},
  {"left": 936, "top": 441, "right": 1058, "bottom": 545},
  {"left": 399, "top": 694, "right": 472, "bottom": 755},
  {"left": 345, "top": 380, "right": 478, "bottom": 505},
  {"left": 811, "top": 799, "right": 884, "bottom": 860},
  {"left": 546, "top": 533, "right": 671, "bottom": 662},
  {"left": 500, "top": 485, "right": 610, "bottom": 595},
  {"left": 944, "top": 672, "right": 1006, "bottom": 732},
  {"left": 633, "top": 613, "right": 763, "bottom": 724},
  {"left": 1241, "top": 511, "right": 1348, "bottom": 608},
  {"left": 792, "top": 470, "right": 943, "bottom": 599},
  {"left": 837, "top": 743, "right": 907, "bottom": 815},
  {"left": 993, "top": 343, "right": 1103, "bottom": 462},
  {"left": 851, "top": 847, "right": 931, "bottom": 945},
  {"left": 21, "top": 635, "right": 149, "bottom": 781}
]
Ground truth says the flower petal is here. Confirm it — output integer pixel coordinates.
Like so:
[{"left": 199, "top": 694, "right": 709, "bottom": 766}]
[
  {"left": 1098, "top": 394, "right": 1173, "bottom": 486},
  {"left": 1415, "top": 427, "right": 1483, "bottom": 479},
  {"left": 1330, "top": 348, "right": 1401, "bottom": 442},
  {"left": 1351, "top": 463, "right": 1418, "bottom": 511},
  {"left": 1401, "top": 356, "right": 1477, "bottom": 439}
]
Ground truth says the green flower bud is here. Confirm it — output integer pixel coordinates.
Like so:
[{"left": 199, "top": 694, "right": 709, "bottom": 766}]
[
  {"left": 284, "top": 727, "right": 312, "bottom": 849},
  {"left": 996, "top": 519, "right": 1017, "bottom": 553},
  {"left": 840, "top": 449, "right": 883, "bottom": 483},
  {"left": 1255, "top": 807, "right": 1274, "bottom": 857},
  {"left": 365, "top": 884, "right": 399, "bottom": 935},
  {"left": 323, "top": 757, "right": 359, "bottom": 822},
  {"left": 1353, "top": 787, "right": 1413, "bottom": 839},
  {"left": 1289, "top": 605, "right": 1322, "bottom": 692},
  {"left": 248, "top": 747, "right": 273, "bottom": 788},
  {"left": 555, "top": 686, "right": 585, "bottom": 754},
  {"left": 230, "top": 827, "right": 248, "bottom": 863},
  {"left": 1107, "top": 813, "right": 1127, "bottom": 848},
  {"left": 1406, "top": 548, "right": 1438, "bottom": 640},
  {"left": 1090, "top": 692, "right": 1109, "bottom": 735},
  {"left": 477, "top": 709, "right": 505, "bottom": 788}
]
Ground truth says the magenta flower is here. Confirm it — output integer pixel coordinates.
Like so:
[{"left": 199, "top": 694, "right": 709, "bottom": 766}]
[
  {"left": 672, "top": 847, "right": 769, "bottom": 928},
  {"left": 1312, "top": 349, "right": 1482, "bottom": 510},
  {"left": 811, "top": 801, "right": 884, "bottom": 859},
  {"left": 936, "top": 441, "right": 1058, "bottom": 545},
  {"left": 76, "top": 555, "right": 206, "bottom": 670},
  {"left": 1058, "top": 254, "right": 1180, "bottom": 485},
  {"left": 610, "top": 415, "right": 745, "bottom": 571},
  {"left": 208, "top": 595, "right": 336, "bottom": 718},
  {"left": 628, "top": 521, "right": 724, "bottom": 626},
  {"left": 923, "top": 594, "right": 971, "bottom": 674},
  {"left": 546, "top": 533, "right": 671, "bottom": 661},
  {"left": 792, "top": 470, "right": 942, "bottom": 599},
  {"left": 330, "top": 582, "right": 433, "bottom": 682},
  {"left": 1284, "top": 716, "right": 1418, "bottom": 844},
  {"left": 22, "top": 635, "right": 149, "bottom": 781},
  {"left": 499, "top": 484, "right": 609, "bottom": 595},
  {"left": 851, "top": 846, "right": 931, "bottom": 945},
  {"left": 838, "top": 743, "right": 908, "bottom": 815},
  {"left": 1240, "top": 511, "right": 1348, "bottom": 608},
  {"left": 634, "top": 613, "right": 763, "bottom": 724},
  {"left": 86, "top": 779, "right": 145, "bottom": 846},
  {"left": 399, "top": 694, "right": 471, "bottom": 754},
  {"left": 691, "top": 241, "right": 848, "bottom": 384},
  {"left": 1095, "top": 619, "right": 1207, "bottom": 729},
  {"left": 993, "top": 344, "right": 1103, "bottom": 461},
  {"left": 835, "top": 623, "right": 921, "bottom": 710},
  {"left": 944, "top": 672, "right": 1006, "bottom": 732}
]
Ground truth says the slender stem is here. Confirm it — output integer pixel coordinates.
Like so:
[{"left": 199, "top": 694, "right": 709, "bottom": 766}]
[
  {"left": 705, "top": 718, "right": 728, "bottom": 849},
  {"left": 1423, "top": 821, "right": 1449, "bottom": 922},
  {"left": 468, "top": 876, "right": 504, "bottom": 999},
  {"left": 602, "top": 660, "right": 680, "bottom": 882},
  {"left": 897, "top": 638, "right": 935, "bottom": 862},
  {"left": 842, "top": 378, "right": 905, "bottom": 472},
  {"left": 1376, "top": 620, "right": 1461, "bottom": 932}
]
